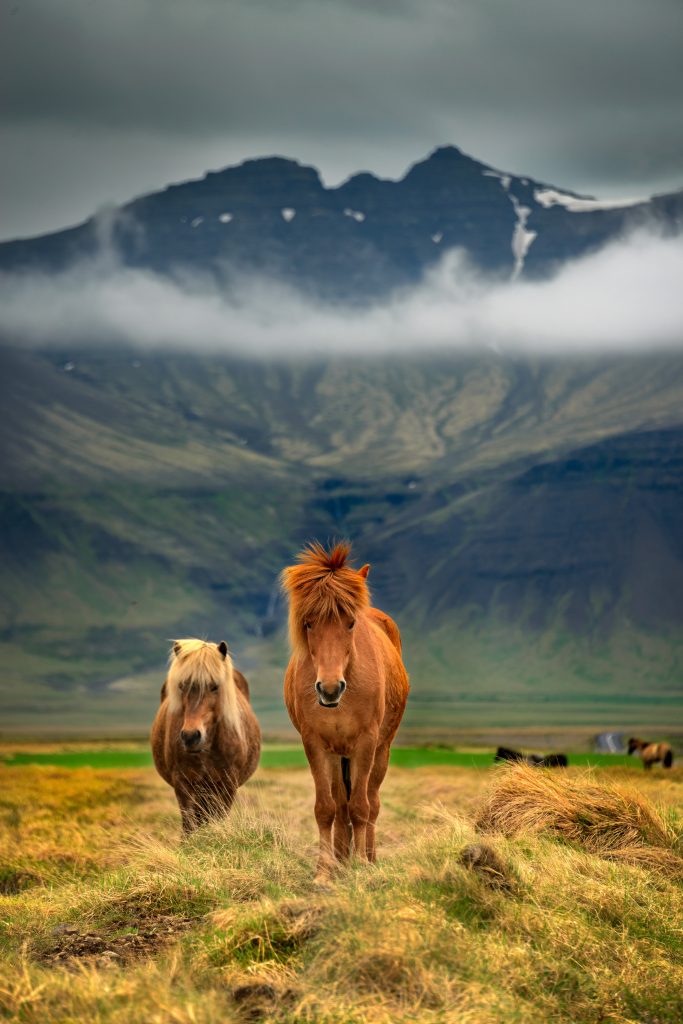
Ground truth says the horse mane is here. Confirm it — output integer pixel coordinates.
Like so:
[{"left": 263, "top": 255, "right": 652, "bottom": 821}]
[
  {"left": 280, "top": 541, "right": 370, "bottom": 657},
  {"left": 165, "top": 639, "right": 242, "bottom": 738}
]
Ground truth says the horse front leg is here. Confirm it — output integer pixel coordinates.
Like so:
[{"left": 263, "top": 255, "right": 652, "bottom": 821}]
[
  {"left": 332, "top": 758, "right": 352, "bottom": 861},
  {"left": 365, "top": 742, "right": 391, "bottom": 863},
  {"left": 303, "top": 738, "right": 336, "bottom": 879},
  {"left": 176, "top": 789, "right": 200, "bottom": 835},
  {"left": 348, "top": 733, "right": 378, "bottom": 862}
]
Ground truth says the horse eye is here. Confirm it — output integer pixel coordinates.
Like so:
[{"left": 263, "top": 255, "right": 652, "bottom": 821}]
[
  {"left": 304, "top": 622, "right": 311, "bottom": 630},
  {"left": 348, "top": 620, "right": 355, "bottom": 630},
  {"left": 209, "top": 684, "right": 219, "bottom": 692}
]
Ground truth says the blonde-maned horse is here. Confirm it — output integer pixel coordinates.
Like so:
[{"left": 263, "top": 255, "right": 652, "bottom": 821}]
[
  {"left": 281, "top": 542, "right": 409, "bottom": 876},
  {"left": 151, "top": 639, "right": 261, "bottom": 832},
  {"left": 628, "top": 737, "right": 674, "bottom": 769}
]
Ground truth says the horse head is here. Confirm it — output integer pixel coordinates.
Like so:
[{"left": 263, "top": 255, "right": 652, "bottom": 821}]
[
  {"left": 166, "top": 639, "right": 239, "bottom": 752},
  {"left": 281, "top": 541, "right": 371, "bottom": 711},
  {"left": 304, "top": 611, "right": 358, "bottom": 708}
]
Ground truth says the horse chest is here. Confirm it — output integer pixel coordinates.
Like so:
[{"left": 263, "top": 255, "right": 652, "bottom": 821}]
[{"left": 311, "top": 706, "right": 369, "bottom": 755}]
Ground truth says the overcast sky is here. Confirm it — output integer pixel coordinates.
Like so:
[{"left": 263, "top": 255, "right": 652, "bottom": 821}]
[{"left": 2, "top": 0, "right": 683, "bottom": 241}]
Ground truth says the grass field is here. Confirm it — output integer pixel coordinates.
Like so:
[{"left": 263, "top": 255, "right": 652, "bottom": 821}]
[
  {"left": 0, "top": 745, "right": 638, "bottom": 771},
  {"left": 1, "top": 749, "right": 682, "bottom": 1023}
]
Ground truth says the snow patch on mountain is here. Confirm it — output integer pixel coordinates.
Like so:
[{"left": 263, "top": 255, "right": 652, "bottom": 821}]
[
  {"left": 281, "top": 208, "right": 296, "bottom": 222},
  {"left": 344, "top": 208, "right": 366, "bottom": 222},
  {"left": 219, "top": 213, "right": 233, "bottom": 224},
  {"left": 534, "top": 188, "right": 643, "bottom": 213},
  {"left": 509, "top": 195, "right": 537, "bottom": 280},
  {"left": 483, "top": 170, "right": 511, "bottom": 191}
]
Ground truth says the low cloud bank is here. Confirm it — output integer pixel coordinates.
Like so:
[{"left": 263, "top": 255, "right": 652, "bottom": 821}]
[{"left": 1, "top": 229, "right": 682, "bottom": 355}]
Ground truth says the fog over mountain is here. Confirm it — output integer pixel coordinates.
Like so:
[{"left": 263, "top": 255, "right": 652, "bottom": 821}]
[{"left": 1, "top": 230, "right": 683, "bottom": 356}]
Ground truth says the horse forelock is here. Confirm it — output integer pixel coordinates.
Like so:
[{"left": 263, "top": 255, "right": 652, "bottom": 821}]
[
  {"left": 280, "top": 542, "right": 370, "bottom": 655},
  {"left": 165, "top": 639, "right": 243, "bottom": 738}
]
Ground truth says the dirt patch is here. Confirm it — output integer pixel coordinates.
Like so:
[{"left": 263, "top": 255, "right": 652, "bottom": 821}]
[
  {"left": 231, "top": 981, "right": 299, "bottom": 1021},
  {"left": 41, "top": 914, "right": 198, "bottom": 968}
]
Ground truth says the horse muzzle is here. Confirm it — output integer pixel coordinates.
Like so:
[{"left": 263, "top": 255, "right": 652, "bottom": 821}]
[
  {"left": 180, "top": 728, "right": 206, "bottom": 752},
  {"left": 315, "top": 680, "right": 346, "bottom": 708}
]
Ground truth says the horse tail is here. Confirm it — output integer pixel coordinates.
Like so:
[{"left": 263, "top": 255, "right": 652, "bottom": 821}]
[
  {"left": 663, "top": 747, "right": 673, "bottom": 768},
  {"left": 341, "top": 756, "right": 352, "bottom": 800}
]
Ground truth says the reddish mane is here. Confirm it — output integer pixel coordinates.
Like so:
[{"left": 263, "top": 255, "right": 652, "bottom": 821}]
[{"left": 281, "top": 541, "right": 370, "bottom": 656}]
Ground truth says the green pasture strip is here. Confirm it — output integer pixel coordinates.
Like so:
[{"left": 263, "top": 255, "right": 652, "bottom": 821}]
[
  {"left": 1, "top": 746, "right": 636, "bottom": 770},
  {"left": 0, "top": 750, "right": 154, "bottom": 769}
]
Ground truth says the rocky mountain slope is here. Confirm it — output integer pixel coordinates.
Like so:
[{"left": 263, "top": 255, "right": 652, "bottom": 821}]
[{"left": 2, "top": 346, "right": 682, "bottom": 733}]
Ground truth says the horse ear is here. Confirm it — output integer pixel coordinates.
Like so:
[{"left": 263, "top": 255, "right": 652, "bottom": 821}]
[
  {"left": 217, "top": 641, "right": 228, "bottom": 659},
  {"left": 358, "top": 563, "right": 370, "bottom": 579},
  {"left": 173, "top": 641, "right": 181, "bottom": 656}
]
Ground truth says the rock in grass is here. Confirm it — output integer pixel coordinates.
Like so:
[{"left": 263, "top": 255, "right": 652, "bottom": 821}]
[{"left": 458, "top": 842, "right": 515, "bottom": 891}]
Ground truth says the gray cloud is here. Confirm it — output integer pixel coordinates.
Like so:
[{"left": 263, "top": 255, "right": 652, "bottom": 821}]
[
  {"left": 1, "top": 228, "right": 682, "bottom": 354},
  {"left": 1, "top": 0, "right": 683, "bottom": 240}
]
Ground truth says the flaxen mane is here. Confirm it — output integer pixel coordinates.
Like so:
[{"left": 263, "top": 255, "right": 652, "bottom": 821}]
[
  {"left": 166, "top": 639, "right": 242, "bottom": 737},
  {"left": 281, "top": 541, "right": 370, "bottom": 657}
]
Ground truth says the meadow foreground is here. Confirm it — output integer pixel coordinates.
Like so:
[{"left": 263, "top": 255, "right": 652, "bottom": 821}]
[{"left": 0, "top": 759, "right": 681, "bottom": 1023}]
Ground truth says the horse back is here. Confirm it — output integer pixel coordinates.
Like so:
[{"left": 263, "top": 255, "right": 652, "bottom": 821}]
[
  {"left": 367, "top": 607, "right": 402, "bottom": 654},
  {"left": 150, "top": 699, "right": 173, "bottom": 784},
  {"left": 234, "top": 668, "right": 250, "bottom": 700},
  {"left": 364, "top": 612, "right": 409, "bottom": 743}
]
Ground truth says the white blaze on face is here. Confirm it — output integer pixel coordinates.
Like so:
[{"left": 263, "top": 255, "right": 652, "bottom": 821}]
[{"left": 281, "top": 208, "right": 296, "bottom": 222}]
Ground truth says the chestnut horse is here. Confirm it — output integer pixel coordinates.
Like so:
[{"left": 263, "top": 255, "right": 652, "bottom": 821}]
[
  {"left": 151, "top": 639, "right": 261, "bottom": 832},
  {"left": 281, "top": 542, "right": 409, "bottom": 876},
  {"left": 628, "top": 737, "right": 674, "bottom": 769}
]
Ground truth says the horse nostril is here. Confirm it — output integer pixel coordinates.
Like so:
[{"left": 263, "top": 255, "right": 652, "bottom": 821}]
[
  {"left": 315, "top": 681, "right": 323, "bottom": 694},
  {"left": 338, "top": 680, "right": 346, "bottom": 694}
]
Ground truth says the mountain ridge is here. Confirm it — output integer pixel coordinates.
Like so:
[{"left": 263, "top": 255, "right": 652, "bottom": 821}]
[{"left": 1, "top": 145, "right": 681, "bottom": 300}]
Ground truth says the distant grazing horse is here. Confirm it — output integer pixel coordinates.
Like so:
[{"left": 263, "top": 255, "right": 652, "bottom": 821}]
[
  {"left": 495, "top": 746, "right": 568, "bottom": 767},
  {"left": 151, "top": 639, "right": 261, "bottom": 832},
  {"left": 495, "top": 746, "right": 543, "bottom": 766},
  {"left": 281, "top": 542, "right": 409, "bottom": 876},
  {"left": 628, "top": 737, "right": 673, "bottom": 770},
  {"left": 542, "top": 753, "right": 568, "bottom": 768}
]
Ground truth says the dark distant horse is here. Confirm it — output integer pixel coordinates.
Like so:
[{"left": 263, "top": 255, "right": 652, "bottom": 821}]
[
  {"left": 151, "top": 639, "right": 261, "bottom": 832},
  {"left": 628, "top": 737, "right": 673, "bottom": 770},
  {"left": 281, "top": 541, "right": 409, "bottom": 877},
  {"left": 495, "top": 746, "right": 567, "bottom": 767},
  {"left": 542, "top": 753, "right": 568, "bottom": 767}
]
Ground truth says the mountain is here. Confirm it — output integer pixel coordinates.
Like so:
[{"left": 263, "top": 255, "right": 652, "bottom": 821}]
[
  {"left": 1, "top": 146, "right": 682, "bottom": 299},
  {"left": 1, "top": 145, "right": 682, "bottom": 735},
  {"left": 2, "top": 345, "right": 682, "bottom": 735}
]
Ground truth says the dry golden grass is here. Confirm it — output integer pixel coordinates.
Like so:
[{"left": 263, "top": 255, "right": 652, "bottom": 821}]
[
  {"left": 477, "top": 762, "right": 683, "bottom": 877},
  {"left": 1, "top": 761, "right": 682, "bottom": 1023}
]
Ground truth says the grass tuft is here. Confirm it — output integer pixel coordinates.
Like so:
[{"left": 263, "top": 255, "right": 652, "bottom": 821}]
[{"left": 477, "top": 762, "right": 683, "bottom": 876}]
